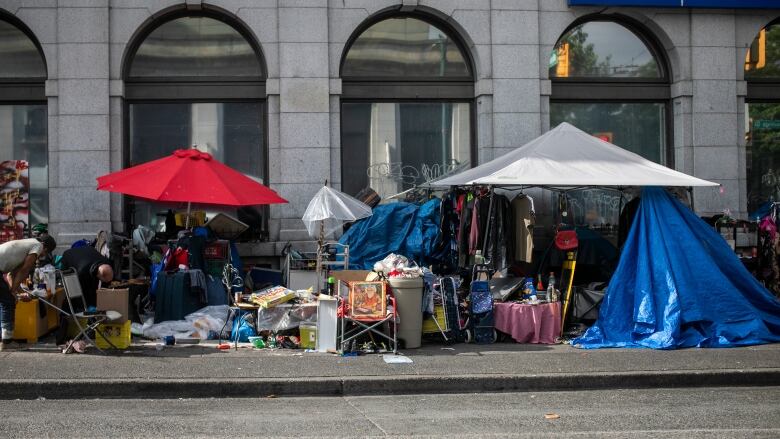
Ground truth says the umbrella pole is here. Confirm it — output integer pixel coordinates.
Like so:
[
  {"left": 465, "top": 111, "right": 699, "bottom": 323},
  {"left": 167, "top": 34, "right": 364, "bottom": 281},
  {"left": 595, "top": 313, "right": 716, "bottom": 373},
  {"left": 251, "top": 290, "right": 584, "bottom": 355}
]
[{"left": 185, "top": 201, "right": 192, "bottom": 230}]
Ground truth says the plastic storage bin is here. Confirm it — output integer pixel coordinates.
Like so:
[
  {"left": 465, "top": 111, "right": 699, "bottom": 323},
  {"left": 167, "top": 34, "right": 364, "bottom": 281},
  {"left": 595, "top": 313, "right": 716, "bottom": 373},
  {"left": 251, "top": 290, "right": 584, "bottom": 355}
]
[
  {"left": 95, "top": 320, "right": 132, "bottom": 349},
  {"left": 299, "top": 323, "right": 317, "bottom": 349}
]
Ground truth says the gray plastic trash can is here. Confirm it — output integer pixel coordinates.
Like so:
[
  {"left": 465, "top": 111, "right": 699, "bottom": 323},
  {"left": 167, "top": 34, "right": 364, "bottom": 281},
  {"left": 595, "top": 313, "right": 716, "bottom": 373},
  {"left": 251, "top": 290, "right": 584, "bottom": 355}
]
[{"left": 388, "top": 277, "right": 424, "bottom": 349}]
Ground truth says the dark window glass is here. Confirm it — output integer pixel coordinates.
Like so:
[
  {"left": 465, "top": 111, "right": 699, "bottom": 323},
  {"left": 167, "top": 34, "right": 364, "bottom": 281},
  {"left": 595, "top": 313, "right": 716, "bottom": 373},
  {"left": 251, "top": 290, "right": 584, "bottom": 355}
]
[
  {"left": 129, "top": 102, "right": 264, "bottom": 229},
  {"left": 745, "top": 22, "right": 780, "bottom": 80},
  {"left": 129, "top": 16, "right": 262, "bottom": 78},
  {"left": 341, "top": 102, "right": 470, "bottom": 197},
  {"left": 550, "top": 21, "right": 661, "bottom": 79},
  {"left": 746, "top": 102, "right": 780, "bottom": 214},
  {"left": 0, "top": 104, "right": 48, "bottom": 225},
  {"left": 550, "top": 102, "right": 665, "bottom": 227},
  {"left": 0, "top": 19, "right": 45, "bottom": 78},
  {"left": 550, "top": 102, "right": 666, "bottom": 163},
  {"left": 342, "top": 17, "right": 470, "bottom": 78}
]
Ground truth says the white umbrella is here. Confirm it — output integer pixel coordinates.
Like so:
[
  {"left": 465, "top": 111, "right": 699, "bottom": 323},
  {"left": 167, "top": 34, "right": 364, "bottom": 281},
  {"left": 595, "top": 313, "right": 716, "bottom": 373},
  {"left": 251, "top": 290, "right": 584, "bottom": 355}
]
[{"left": 302, "top": 186, "right": 373, "bottom": 240}]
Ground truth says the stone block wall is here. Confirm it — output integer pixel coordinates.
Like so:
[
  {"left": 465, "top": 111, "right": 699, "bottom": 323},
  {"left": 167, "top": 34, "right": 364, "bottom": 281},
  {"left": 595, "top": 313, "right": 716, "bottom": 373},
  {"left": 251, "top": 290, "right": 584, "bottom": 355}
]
[{"left": 1, "top": 0, "right": 776, "bottom": 249}]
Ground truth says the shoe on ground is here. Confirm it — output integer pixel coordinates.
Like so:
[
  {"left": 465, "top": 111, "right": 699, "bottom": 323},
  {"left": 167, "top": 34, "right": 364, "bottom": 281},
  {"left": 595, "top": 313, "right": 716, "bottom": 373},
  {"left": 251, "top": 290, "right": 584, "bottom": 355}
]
[{"left": 0, "top": 341, "right": 27, "bottom": 352}]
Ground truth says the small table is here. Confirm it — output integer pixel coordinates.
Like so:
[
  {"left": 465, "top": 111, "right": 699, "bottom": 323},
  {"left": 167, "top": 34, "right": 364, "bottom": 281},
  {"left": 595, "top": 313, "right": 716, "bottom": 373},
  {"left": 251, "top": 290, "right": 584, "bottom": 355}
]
[
  {"left": 493, "top": 301, "right": 561, "bottom": 344},
  {"left": 226, "top": 302, "right": 261, "bottom": 350}
]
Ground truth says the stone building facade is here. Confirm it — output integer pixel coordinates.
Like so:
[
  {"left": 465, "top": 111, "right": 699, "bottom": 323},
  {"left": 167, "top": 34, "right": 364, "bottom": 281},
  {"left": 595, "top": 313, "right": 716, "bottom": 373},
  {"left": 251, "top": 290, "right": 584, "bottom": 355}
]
[{"left": 0, "top": 0, "right": 778, "bottom": 256}]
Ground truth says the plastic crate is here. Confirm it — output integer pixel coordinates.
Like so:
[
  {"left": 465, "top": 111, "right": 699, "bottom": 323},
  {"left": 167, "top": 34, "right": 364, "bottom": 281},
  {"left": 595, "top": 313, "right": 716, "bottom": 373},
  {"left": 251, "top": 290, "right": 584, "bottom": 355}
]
[
  {"left": 175, "top": 211, "right": 206, "bottom": 227},
  {"left": 204, "top": 240, "right": 229, "bottom": 259},
  {"left": 95, "top": 320, "right": 132, "bottom": 349},
  {"left": 205, "top": 259, "right": 228, "bottom": 277},
  {"left": 422, "top": 305, "right": 447, "bottom": 334}
]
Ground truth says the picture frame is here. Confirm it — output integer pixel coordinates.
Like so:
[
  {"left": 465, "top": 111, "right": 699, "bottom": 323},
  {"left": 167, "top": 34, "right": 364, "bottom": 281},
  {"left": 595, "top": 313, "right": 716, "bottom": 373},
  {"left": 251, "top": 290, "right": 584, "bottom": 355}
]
[{"left": 348, "top": 281, "right": 386, "bottom": 319}]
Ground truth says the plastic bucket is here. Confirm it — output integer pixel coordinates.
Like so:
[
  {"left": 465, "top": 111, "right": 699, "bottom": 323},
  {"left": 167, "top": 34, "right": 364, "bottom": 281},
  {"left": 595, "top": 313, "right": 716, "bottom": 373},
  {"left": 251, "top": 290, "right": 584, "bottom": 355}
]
[
  {"left": 299, "top": 323, "right": 317, "bottom": 350},
  {"left": 388, "top": 277, "right": 424, "bottom": 349}
]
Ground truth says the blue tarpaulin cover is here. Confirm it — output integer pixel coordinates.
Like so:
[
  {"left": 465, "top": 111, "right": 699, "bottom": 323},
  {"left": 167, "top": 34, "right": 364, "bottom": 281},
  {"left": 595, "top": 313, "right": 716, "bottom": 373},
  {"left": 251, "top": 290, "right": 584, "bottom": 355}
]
[
  {"left": 339, "top": 199, "right": 442, "bottom": 270},
  {"left": 574, "top": 187, "right": 780, "bottom": 349}
]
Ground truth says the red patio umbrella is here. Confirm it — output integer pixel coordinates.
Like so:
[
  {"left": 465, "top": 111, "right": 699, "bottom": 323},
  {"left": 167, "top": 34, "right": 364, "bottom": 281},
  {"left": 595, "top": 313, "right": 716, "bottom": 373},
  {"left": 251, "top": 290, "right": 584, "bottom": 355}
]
[{"left": 97, "top": 149, "right": 287, "bottom": 226}]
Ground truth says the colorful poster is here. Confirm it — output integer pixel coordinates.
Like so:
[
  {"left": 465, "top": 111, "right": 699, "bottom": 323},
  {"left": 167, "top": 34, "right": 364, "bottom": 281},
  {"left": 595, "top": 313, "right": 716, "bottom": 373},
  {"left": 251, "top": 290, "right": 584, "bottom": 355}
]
[{"left": 0, "top": 160, "right": 29, "bottom": 244}]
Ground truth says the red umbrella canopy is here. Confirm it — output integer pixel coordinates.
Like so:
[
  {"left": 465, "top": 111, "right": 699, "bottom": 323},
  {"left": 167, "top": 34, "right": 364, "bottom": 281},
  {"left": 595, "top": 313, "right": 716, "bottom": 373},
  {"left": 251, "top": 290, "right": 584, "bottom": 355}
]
[{"left": 96, "top": 149, "right": 288, "bottom": 206}]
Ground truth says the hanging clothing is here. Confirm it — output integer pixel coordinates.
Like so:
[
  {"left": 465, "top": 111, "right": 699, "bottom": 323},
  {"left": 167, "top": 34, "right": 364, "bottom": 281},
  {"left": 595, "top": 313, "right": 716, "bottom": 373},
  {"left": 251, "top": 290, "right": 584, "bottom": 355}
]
[
  {"left": 484, "top": 194, "right": 514, "bottom": 271},
  {"left": 758, "top": 215, "right": 780, "bottom": 298},
  {"left": 512, "top": 195, "right": 535, "bottom": 264}
]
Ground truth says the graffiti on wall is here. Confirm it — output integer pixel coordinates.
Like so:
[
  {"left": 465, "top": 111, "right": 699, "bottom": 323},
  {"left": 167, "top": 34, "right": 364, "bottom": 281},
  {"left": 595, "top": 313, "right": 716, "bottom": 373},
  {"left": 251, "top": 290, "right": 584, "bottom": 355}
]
[{"left": 0, "top": 160, "right": 29, "bottom": 243}]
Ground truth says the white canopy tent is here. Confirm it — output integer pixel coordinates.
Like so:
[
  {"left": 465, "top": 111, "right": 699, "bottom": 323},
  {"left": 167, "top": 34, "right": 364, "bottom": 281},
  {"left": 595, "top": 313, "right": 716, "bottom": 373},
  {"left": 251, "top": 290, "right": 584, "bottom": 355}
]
[{"left": 432, "top": 122, "right": 718, "bottom": 188}]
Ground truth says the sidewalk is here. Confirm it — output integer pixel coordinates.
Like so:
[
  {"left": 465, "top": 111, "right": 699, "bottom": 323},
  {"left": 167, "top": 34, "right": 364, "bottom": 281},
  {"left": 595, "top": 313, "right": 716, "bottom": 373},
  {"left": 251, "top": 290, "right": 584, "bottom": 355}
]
[{"left": 1, "top": 339, "right": 779, "bottom": 399}]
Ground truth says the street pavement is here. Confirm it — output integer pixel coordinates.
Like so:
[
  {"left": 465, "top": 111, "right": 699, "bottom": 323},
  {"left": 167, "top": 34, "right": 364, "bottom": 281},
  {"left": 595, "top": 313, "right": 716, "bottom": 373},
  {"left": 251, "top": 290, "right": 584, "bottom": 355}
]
[
  {"left": 1, "top": 339, "right": 779, "bottom": 399},
  {"left": 2, "top": 387, "right": 778, "bottom": 438}
]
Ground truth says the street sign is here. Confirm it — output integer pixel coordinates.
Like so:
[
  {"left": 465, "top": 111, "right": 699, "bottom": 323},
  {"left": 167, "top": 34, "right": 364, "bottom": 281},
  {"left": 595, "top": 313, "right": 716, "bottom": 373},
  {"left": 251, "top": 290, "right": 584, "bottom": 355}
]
[{"left": 754, "top": 120, "right": 780, "bottom": 130}]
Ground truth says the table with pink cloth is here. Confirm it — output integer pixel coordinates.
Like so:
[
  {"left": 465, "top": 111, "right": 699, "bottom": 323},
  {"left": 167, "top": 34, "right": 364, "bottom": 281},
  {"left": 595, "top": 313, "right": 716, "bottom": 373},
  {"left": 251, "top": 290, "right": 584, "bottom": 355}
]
[{"left": 493, "top": 301, "right": 561, "bottom": 344}]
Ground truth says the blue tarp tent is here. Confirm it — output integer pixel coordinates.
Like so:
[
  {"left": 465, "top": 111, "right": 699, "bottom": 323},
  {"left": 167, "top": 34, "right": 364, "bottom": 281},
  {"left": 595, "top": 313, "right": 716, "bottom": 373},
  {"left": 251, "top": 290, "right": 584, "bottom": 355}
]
[
  {"left": 339, "top": 199, "right": 442, "bottom": 270},
  {"left": 574, "top": 187, "right": 780, "bottom": 349}
]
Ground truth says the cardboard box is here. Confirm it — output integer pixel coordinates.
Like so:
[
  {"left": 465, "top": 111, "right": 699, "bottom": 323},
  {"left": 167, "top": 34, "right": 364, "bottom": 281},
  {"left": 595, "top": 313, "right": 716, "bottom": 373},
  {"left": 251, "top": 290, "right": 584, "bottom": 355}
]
[{"left": 96, "top": 288, "right": 130, "bottom": 323}]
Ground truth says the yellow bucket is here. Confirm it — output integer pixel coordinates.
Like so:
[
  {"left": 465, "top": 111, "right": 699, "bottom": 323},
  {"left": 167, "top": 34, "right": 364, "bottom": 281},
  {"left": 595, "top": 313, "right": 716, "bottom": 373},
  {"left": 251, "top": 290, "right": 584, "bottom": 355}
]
[{"left": 299, "top": 323, "right": 317, "bottom": 350}]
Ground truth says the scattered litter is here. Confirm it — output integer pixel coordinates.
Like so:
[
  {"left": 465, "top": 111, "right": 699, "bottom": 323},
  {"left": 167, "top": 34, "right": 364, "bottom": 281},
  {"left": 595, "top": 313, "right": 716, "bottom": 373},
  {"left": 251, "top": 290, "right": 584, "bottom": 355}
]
[
  {"left": 544, "top": 413, "right": 560, "bottom": 420},
  {"left": 266, "top": 394, "right": 277, "bottom": 399},
  {"left": 36, "top": 396, "right": 46, "bottom": 401},
  {"left": 383, "top": 354, "right": 413, "bottom": 364},
  {"left": 440, "top": 347, "right": 455, "bottom": 351}
]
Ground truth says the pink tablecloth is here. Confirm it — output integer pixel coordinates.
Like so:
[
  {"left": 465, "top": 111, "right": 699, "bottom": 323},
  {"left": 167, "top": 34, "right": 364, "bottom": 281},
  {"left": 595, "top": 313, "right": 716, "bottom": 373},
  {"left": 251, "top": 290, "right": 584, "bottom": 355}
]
[{"left": 493, "top": 302, "right": 561, "bottom": 344}]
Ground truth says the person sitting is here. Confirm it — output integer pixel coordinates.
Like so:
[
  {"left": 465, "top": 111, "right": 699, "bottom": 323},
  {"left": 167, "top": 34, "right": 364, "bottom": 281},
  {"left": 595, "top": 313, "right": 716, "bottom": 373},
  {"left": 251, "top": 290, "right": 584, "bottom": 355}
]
[
  {"left": 0, "top": 236, "right": 57, "bottom": 351},
  {"left": 61, "top": 246, "right": 113, "bottom": 308}
]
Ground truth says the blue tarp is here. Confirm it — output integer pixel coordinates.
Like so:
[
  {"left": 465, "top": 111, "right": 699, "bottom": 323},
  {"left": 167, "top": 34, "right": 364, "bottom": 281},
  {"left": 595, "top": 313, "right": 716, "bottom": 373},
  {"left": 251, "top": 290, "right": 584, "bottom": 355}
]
[
  {"left": 574, "top": 187, "right": 780, "bottom": 349},
  {"left": 339, "top": 199, "right": 442, "bottom": 270}
]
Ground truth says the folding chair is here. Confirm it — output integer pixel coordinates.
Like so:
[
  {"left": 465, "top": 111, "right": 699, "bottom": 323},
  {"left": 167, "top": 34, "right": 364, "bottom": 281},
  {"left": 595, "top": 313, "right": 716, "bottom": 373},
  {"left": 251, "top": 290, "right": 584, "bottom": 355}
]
[
  {"left": 38, "top": 269, "right": 122, "bottom": 354},
  {"left": 338, "top": 280, "right": 397, "bottom": 354}
]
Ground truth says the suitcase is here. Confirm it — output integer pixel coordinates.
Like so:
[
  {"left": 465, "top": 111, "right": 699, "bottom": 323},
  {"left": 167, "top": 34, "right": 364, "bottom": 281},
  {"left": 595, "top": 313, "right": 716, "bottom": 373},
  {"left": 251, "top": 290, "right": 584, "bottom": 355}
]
[{"left": 154, "top": 270, "right": 205, "bottom": 323}]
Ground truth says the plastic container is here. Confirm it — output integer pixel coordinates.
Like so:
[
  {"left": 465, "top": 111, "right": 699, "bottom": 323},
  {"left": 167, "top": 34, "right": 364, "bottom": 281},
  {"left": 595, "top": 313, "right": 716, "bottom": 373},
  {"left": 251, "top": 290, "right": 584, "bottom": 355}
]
[
  {"left": 95, "top": 321, "right": 132, "bottom": 349},
  {"left": 299, "top": 323, "right": 317, "bottom": 350},
  {"left": 388, "top": 277, "right": 424, "bottom": 349}
]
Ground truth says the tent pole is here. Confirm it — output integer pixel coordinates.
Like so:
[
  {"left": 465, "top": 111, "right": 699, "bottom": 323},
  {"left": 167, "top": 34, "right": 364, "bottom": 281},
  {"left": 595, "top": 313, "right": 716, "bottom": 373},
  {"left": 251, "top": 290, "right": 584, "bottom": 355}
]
[
  {"left": 688, "top": 186, "right": 695, "bottom": 212},
  {"left": 185, "top": 201, "right": 192, "bottom": 230}
]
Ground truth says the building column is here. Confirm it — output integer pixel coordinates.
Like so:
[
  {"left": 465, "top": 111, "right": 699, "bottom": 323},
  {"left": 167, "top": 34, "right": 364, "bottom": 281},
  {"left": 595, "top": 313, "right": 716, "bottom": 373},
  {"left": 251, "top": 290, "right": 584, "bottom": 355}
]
[{"left": 49, "top": 2, "right": 111, "bottom": 246}]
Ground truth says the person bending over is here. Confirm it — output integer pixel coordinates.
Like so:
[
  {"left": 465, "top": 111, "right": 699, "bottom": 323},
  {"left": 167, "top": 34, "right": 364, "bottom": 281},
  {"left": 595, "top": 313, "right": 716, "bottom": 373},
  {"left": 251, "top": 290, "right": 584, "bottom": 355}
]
[
  {"left": 61, "top": 246, "right": 113, "bottom": 308},
  {"left": 0, "top": 236, "right": 57, "bottom": 351}
]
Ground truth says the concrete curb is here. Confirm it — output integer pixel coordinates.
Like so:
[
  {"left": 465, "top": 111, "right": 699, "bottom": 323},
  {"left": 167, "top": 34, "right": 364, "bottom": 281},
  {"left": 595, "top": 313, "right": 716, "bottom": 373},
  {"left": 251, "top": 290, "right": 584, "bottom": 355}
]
[{"left": 2, "top": 369, "right": 779, "bottom": 400}]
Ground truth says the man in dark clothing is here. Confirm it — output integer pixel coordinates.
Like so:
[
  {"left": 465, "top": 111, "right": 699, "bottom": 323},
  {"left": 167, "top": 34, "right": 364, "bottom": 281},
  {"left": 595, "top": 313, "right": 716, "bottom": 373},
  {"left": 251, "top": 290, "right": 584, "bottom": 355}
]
[{"left": 61, "top": 246, "right": 113, "bottom": 307}]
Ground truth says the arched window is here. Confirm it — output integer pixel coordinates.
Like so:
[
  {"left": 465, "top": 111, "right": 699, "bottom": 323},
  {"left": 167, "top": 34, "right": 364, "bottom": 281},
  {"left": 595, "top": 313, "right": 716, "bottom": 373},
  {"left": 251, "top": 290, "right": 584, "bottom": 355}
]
[
  {"left": 745, "top": 18, "right": 780, "bottom": 215},
  {"left": 549, "top": 17, "right": 670, "bottom": 227},
  {"left": 340, "top": 14, "right": 475, "bottom": 198},
  {"left": 0, "top": 13, "right": 48, "bottom": 231},
  {"left": 123, "top": 12, "right": 266, "bottom": 230}
]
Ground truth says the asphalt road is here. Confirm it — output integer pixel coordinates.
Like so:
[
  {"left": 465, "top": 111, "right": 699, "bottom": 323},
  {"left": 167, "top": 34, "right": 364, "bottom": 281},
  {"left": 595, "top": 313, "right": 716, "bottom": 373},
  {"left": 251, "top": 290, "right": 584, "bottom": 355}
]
[{"left": 1, "top": 387, "right": 778, "bottom": 438}]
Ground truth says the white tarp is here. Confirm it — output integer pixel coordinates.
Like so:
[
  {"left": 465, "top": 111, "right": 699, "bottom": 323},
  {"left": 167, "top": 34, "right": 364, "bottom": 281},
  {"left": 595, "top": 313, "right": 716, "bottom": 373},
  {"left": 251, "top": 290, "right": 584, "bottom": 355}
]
[{"left": 432, "top": 122, "right": 718, "bottom": 188}]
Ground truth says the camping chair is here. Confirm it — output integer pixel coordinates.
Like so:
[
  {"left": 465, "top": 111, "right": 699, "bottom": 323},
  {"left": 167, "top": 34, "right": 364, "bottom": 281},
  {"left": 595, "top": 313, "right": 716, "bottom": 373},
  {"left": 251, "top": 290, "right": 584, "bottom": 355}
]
[
  {"left": 338, "top": 281, "right": 397, "bottom": 354},
  {"left": 37, "top": 269, "right": 122, "bottom": 354}
]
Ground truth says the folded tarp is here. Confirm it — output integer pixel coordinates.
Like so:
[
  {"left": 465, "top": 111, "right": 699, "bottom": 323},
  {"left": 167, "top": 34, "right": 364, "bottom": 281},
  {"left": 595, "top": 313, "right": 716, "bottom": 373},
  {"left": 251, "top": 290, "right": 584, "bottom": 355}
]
[
  {"left": 574, "top": 187, "right": 780, "bottom": 349},
  {"left": 339, "top": 199, "right": 442, "bottom": 270}
]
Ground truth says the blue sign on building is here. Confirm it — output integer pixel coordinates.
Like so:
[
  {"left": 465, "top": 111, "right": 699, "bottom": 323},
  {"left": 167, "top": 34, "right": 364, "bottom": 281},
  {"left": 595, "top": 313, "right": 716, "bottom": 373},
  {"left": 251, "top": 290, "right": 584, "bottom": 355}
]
[{"left": 568, "top": 0, "right": 780, "bottom": 8}]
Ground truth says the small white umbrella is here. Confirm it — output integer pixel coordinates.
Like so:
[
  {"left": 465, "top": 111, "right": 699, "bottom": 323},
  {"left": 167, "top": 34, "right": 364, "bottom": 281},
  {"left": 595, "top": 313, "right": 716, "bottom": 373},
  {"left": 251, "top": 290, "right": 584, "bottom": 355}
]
[{"left": 302, "top": 186, "right": 373, "bottom": 241}]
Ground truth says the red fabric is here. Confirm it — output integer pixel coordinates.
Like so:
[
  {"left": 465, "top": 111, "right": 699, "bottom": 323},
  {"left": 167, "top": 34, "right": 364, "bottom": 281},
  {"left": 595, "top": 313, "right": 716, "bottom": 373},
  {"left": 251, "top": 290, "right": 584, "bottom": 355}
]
[
  {"left": 493, "top": 302, "right": 561, "bottom": 344},
  {"left": 554, "top": 230, "right": 579, "bottom": 251},
  {"left": 166, "top": 247, "right": 189, "bottom": 270},
  {"left": 96, "top": 149, "right": 287, "bottom": 206}
]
